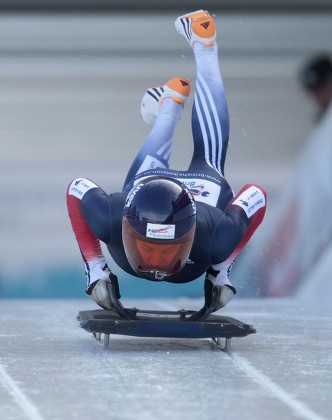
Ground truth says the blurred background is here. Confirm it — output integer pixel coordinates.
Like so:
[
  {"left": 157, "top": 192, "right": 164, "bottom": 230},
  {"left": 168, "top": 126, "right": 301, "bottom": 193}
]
[{"left": 1, "top": 1, "right": 331, "bottom": 301}]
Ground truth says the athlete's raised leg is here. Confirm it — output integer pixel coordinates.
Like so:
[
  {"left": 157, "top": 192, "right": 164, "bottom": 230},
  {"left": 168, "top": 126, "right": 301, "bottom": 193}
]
[
  {"left": 191, "top": 43, "right": 229, "bottom": 176},
  {"left": 122, "top": 78, "right": 190, "bottom": 192},
  {"left": 175, "top": 10, "right": 232, "bottom": 208},
  {"left": 175, "top": 10, "right": 229, "bottom": 176}
]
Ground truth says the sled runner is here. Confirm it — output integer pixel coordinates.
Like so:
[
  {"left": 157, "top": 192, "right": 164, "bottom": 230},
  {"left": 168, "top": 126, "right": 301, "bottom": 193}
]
[{"left": 77, "top": 307, "right": 255, "bottom": 352}]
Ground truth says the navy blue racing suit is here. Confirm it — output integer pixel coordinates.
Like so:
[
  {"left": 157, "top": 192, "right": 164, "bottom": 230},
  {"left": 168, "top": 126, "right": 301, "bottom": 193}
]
[{"left": 67, "top": 41, "right": 266, "bottom": 291}]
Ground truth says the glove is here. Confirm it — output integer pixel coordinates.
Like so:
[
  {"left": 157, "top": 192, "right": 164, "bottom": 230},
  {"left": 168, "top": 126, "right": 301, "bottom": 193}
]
[
  {"left": 86, "top": 269, "right": 121, "bottom": 311},
  {"left": 204, "top": 267, "right": 237, "bottom": 312},
  {"left": 187, "top": 267, "right": 237, "bottom": 321},
  {"left": 86, "top": 270, "right": 135, "bottom": 319}
]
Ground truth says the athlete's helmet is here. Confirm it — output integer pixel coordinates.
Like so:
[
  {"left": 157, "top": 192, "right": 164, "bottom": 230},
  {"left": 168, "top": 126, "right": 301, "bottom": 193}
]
[{"left": 122, "top": 176, "right": 197, "bottom": 280}]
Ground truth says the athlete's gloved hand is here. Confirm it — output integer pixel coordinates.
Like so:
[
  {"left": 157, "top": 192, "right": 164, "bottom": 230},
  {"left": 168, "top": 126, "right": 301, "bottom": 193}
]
[
  {"left": 86, "top": 271, "right": 134, "bottom": 319},
  {"left": 86, "top": 269, "right": 121, "bottom": 311},
  {"left": 204, "top": 267, "right": 237, "bottom": 312},
  {"left": 188, "top": 267, "right": 237, "bottom": 321}
]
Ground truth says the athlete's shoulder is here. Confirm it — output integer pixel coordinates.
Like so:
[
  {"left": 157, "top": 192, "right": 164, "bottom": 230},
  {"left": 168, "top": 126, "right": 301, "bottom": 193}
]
[
  {"left": 108, "top": 192, "right": 127, "bottom": 212},
  {"left": 195, "top": 202, "right": 227, "bottom": 237},
  {"left": 196, "top": 200, "right": 223, "bottom": 219}
]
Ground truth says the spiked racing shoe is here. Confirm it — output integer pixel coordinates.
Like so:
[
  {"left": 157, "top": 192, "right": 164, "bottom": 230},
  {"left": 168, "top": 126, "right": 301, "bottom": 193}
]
[
  {"left": 140, "top": 77, "right": 190, "bottom": 125},
  {"left": 174, "top": 9, "right": 216, "bottom": 48}
]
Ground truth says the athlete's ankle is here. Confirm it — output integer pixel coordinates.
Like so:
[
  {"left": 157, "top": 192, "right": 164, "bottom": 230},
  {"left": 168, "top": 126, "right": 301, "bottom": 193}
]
[
  {"left": 193, "top": 41, "right": 218, "bottom": 57},
  {"left": 159, "top": 97, "right": 184, "bottom": 114}
]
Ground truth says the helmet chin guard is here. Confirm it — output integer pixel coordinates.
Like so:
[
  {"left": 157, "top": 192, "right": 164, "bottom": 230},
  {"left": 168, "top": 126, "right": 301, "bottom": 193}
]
[
  {"left": 138, "top": 269, "right": 168, "bottom": 281},
  {"left": 122, "top": 176, "right": 197, "bottom": 280}
]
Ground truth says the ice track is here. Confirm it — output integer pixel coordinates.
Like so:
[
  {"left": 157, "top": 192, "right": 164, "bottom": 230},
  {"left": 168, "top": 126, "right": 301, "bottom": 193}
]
[{"left": 0, "top": 299, "right": 331, "bottom": 420}]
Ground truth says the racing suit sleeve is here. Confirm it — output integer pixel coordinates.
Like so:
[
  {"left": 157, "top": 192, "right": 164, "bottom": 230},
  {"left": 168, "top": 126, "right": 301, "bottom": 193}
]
[
  {"left": 202, "top": 184, "right": 266, "bottom": 312},
  {"left": 66, "top": 178, "right": 110, "bottom": 289},
  {"left": 211, "top": 184, "right": 267, "bottom": 286}
]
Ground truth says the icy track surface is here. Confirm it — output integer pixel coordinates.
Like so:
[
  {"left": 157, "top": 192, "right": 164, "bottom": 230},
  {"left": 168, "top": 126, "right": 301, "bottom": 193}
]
[{"left": 0, "top": 299, "right": 331, "bottom": 420}]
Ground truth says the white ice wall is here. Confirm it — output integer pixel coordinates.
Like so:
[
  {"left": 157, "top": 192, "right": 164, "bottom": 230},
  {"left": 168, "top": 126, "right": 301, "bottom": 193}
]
[{"left": 234, "top": 104, "right": 332, "bottom": 300}]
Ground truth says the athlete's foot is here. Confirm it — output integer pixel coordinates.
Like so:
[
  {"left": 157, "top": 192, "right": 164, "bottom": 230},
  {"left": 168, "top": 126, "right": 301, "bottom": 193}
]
[
  {"left": 174, "top": 9, "right": 216, "bottom": 48},
  {"left": 140, "top": 77, "right": 190, "bottom": 125}
]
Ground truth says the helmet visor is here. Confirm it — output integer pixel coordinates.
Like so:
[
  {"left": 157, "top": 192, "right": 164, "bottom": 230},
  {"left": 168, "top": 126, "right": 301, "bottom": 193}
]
[{"left": 122, "top": 218, "right": 195, "bottom": 279}]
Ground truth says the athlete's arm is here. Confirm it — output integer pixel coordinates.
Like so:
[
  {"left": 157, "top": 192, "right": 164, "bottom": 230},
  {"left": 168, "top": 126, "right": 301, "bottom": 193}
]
[
  {"left": 205, "top": 184, "right": 267, "bottom": 311},
  {"left": 66, "top": 178, "right": 111, "bottom": 288}
]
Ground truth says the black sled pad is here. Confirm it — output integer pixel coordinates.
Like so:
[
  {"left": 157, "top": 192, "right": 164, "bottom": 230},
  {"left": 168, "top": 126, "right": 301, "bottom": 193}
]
[{"left": 77, "top": 308, "right": 256, "bottom": 340}]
